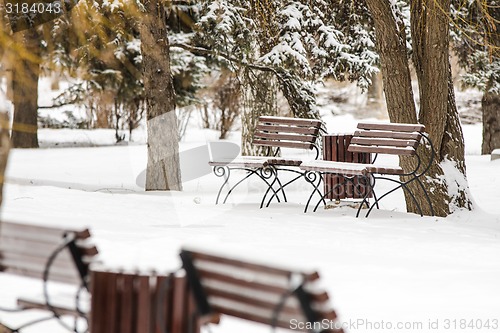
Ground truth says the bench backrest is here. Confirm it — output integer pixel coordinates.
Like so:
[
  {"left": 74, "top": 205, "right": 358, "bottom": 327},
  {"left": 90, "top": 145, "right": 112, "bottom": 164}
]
[
  {"left": 180, "top": 249, "right": 342, "bottom": 332},
  {"left": 0, "top": 221, "right": 98, "bottom": 287},
  {"left": 253, "top": 116, "right": 324, "bottom": 157},
  {"left": 348, "top": 122, "right": 425, "bottom": 156}
]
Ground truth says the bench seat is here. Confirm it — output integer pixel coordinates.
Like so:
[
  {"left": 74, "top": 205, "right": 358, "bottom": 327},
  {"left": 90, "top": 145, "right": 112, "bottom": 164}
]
[
  {"left": 209, "top": 156, "right": 269, "bottom": 168},
  {"left": 300, "top": 160, "right": 368, "bottom": 175}
]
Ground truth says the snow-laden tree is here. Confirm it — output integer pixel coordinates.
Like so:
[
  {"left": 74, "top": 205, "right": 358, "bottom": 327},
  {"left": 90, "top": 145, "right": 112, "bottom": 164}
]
[
  {"left": 173, "top": 0, "right": 378, "bottom": 155},
  {"left": 451, "top": 0, "right": 500, "bottom": 155}
]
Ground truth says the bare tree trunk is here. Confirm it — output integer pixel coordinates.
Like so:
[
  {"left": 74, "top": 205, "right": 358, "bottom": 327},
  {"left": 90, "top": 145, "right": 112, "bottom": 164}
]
[
  {"left": 365, "top": 0, "right": 418, "bottom": 124},
  {"left": 11, "top": 30, "right": 40, "bottom": 148},
  {"left": 0, "top": 113, "right": 11, "bottom": 209},
  {"left": 140, "top": 0, "right": 182, "bottom": 191},
  {"left": 482, "top": 92, "right": 500, "bottom": 154},
  {"left": 411, "top": 0, "right": 472, "bottom": 215},
  {"left": 241, "top": 70, "right": 279, "bottom": 156},
  {"left": 367, "top": 72, "right": 384, "bottom": 112},
  {"left": 366, "top": 0, "right": 473, "bottom": 216}
]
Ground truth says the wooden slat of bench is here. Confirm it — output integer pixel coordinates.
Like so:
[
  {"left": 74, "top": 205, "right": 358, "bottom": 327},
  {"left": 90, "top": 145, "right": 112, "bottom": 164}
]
[
  {"left": 2, "top": 261, "right": 80, "bottom": 284},
  {"left": 203, "top": 286, "right": 301, "bottom": 316},
  {"left": 0, "top": 252, "right": 76, "bottom": 272},
  {"left": 199, "top": 268, "right": 329, "bottom": 304},
  {"left": 348, "top": 144, "right": 416, "bottom": 155},
  {"left": 209, "top": 157, "right": 269, "bottom": 168},
  {"left": 350, "top": 137, "right": 419, "bottom": 149},
  {"left": 136, "top": 275, "right": 151, "bottom": 333},
  {"left": 155, "top": 275, "right": 172, "bottom": 333},
  {"left": 171, "top": 275, "right": 187, "bottom": 333},
  {"left": 253, "top": 132, "right": 317, "bottom": 143},
  {"left": 1, "top": 222, "right": 90, "bottom": 242},
  {"left": 255, "top": 124, "right": 319, "bottom": 136},
  {"left": 189, "top": 251, "right": 319, "bottom": 282},
  {"left": 354, "top": 130, "right": 422, "bottom": 141},
  {"left": 253, "top": 140, "right": 314, "bottom": 150},
  {"left": 210, "top": 296, "right": 307, "bottom": 326},
  {"left": 210, "top": 299, "right": 339, "bottom": 331},
  {"left": 300, "top": 161, "right": 368, "bottom": 176},
  {"left": 0, "top": 238, "right": 97, "bottom": 261},
  {"left": 365, "top": 165, "right": 404, "bottom": 175},
  {"left": 120, "top": 273, "right": 135, "bottom": 333},
  {"left": 17, "top": 298, "right": 82, "bottom": 317},
  {"left": 259, "top": 116, "right": 322, "bottom": 128},
  {"left": 357, "top": 122, "right": 425, "bottom": 132},
  {"left": 266, "top": 158, "right": 302, "bottom": 167}
]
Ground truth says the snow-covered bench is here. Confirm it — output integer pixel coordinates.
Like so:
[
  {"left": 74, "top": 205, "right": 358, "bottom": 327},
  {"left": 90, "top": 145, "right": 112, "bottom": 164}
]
[
  {"left": 0, "top": 221, "right": 98, "bottom": 332},
  {"left": 300, "top": 122, "right": 435, "bottom": 217},
  {"left": 210, "top": 116, "right": 325, "bottom": 208},
  {"left": 180, "top": 247, "right": 343, "bottom": 332},
  {"left": 0, "top": 221, "right": 219, "bottom": 333}
]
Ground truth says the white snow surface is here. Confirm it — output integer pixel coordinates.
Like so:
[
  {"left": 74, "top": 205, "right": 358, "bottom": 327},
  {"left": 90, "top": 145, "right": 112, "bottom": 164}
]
[{"left": 1, "top": 113, "right": 500, "bottom": 332}]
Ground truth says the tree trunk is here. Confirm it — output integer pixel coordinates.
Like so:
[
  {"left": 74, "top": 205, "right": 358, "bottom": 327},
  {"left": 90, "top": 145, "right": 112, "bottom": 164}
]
[
  {"left": 241, "top": 70, "right": 279, "bottom": 156},
  {"left": 366, "top": 0, "right": 473, "bottom": 216},
  {"left": 140, "top": 0, "right": 182, "bottom": 191},
  {"left": 411, "top": 0, "right": 472, "bottom": 215},
  {"left": 482, "top": 92, "right": 500, "bottom": 154},
  {"left": 11, "top": 30, "right": 40, "bottom": 148},
  {"left": 365, "top": 0, "right": 418, "bottom": 124},
  {"left": 0, "top": 113, "right": 11, "bottom": 209},
  {"left": 367, "top": 72, "right": 384, "bottom": 113}
]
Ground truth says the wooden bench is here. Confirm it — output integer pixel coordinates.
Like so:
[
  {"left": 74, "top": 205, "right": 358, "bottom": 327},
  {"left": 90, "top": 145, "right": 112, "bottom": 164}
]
[
  {"left": 180, "top": 248, "right": 343, "bottom": 333},
  {"left": 300, "top": 122, "right": 435, "bottom": 217},
  {"left": 209, "top": 116, "right": 325, "bottom": 208},
  {"left": 0, "top": 221, "right": 99, "bottom": 332}
]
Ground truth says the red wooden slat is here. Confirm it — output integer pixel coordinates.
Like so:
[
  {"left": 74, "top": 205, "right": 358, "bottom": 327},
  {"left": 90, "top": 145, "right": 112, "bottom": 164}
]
[
  {"left": 171, "top": 276, "right": 187, "bottom": 333},
  {"left": 354, "top": 130, "right": 422, "bottom": 141},
  {"left": 90, "top": 270, "right": 107, "bottom": 333},
  {"left": 136, "top": 275, "right": 151, "bottom": 333},
  {"left": 120, "top": 273, "right": 135, "bottom": 333},
  {"left": 357, "top": 122, "right": 425, "bottom": 132},
  {"left": 105, "top": 271, "right": 119, "bottom": 333},
  {"left": 259, "top": 116, "right": 322, "bottom": 127},
  {"left": 154, "top": 275, "right": 171, "bottom": 333}
]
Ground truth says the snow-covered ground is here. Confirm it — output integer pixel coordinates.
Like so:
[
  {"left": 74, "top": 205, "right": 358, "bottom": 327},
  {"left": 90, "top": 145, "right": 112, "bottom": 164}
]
[{"left": 1, "top": 79, "right": 499, "bottom": 332}]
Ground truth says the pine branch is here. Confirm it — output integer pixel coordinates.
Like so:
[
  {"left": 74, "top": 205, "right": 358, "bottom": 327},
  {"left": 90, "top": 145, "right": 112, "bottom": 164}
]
[{"left": 169, "top": 42, "right": 279, "bottom": 75}]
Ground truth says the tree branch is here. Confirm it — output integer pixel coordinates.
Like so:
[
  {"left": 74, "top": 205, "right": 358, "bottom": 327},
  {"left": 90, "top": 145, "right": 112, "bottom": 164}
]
[{"left": 169, "top": 42, "right": 279, "bottom": 75}]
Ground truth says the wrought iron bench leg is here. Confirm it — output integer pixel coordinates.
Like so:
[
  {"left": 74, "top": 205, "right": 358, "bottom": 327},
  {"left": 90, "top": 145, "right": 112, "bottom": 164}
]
[
  {"left": 213, "top": 166, "right": 283, "bottom": 207},
  {"left": 258, "top": 167, "right": 281, "bottom": 209},
  {"left": 364, "top": 176, "right": 424, "bottom": 217},
  {"left": 264, "top": 168, "right": 306, "bottom": 207},
  {"left": 415, "top": 176, "right": 435, "bottom": 216},
  {"left": 355, "top": 175, "right": 373, "bottom": 218},
  {"left": 303, "top": 171, "right": 325, "bottom": 213},
  {"left": 312, "top": 174, "right": 359, "bottom": 213},
  {"left": 213, "top": 166, "right": 230, "bottom": 204}
]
